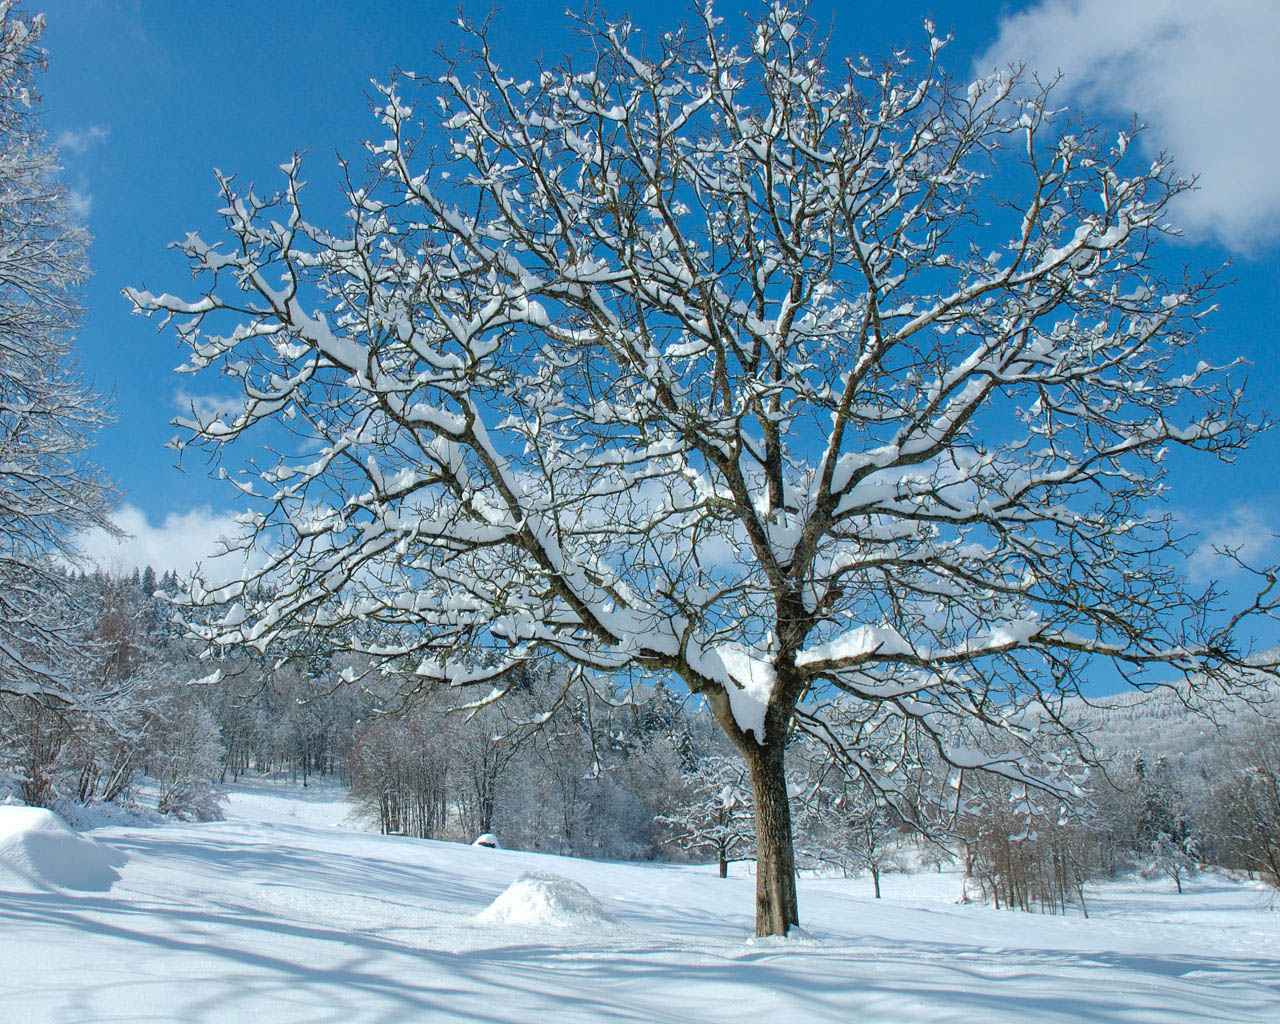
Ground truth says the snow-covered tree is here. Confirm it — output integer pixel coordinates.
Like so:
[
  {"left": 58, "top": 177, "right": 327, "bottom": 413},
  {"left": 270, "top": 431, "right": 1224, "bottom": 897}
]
[
  {"left": 799, "top": 771, "right": 904, "bottom": 896},
  {"left": 1145, "top": 829, "right": 1197, "bottom": 895},
  {"left": 659, "top": 754, "right": 754, "bottom": 877},
  {"left": 153, "top": 701, "right": 225, "bottom": 822},
  {"left": 1102, "top": 752, "right": 1198, "bottom": 893},
  {"left": 447, "top": 664, "right": 546, "bottom": 838},
  {"left": 0, "top": 1, "right": 116, "bottom": 708},
  {"left": 1, "top": 568, "right": 226, "bottom": 819},
  {"left": 349, "top": 706, "right": 453, "bottom": 838},
  {"left": 128, "top": 4, "right": 1279, "bottom": 934}
]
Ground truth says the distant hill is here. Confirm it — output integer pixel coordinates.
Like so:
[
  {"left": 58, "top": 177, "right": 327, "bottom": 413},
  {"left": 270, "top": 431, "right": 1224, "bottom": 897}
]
[{"left": 1064, "top": 670, "right": 1279, "bottom": 791}]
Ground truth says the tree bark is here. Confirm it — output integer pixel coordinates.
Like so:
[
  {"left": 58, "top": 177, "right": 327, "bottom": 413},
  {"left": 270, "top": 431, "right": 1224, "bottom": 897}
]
[
  {"left": 872, "top": 867, "right": 881, "bottom": 899},
  {"left": 744, "top": 741, "right": 799, "bottom": 936}
]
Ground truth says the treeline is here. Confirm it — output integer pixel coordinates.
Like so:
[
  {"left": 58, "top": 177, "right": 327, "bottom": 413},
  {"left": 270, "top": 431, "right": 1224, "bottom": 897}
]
[
  {"left": 347, "top": 668, "right": 712, "bottom": 859},
  {"left": 4, "top": 566, "right": 1278, "bottom": 909},
  {"left": 1, "top": 567, "right": 223, "bottom": 821},
  {"left": 910, "top": 695, "right": 1280, "bottom": 914},
  {"left": 1, "top": 566, "right": 363, "bottom": 820},
  {"left": 657, "top": 695, "right": 1280, "bottom": 911}
]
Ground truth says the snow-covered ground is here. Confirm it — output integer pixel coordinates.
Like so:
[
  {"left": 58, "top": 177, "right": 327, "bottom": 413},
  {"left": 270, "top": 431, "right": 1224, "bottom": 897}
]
[{"left": 2, "top": 781, "right": 1278, "bottom": 1023}]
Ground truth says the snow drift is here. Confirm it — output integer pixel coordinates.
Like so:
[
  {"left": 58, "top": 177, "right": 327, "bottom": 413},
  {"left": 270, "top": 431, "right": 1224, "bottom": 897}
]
[
  {"left": 476, "top": 870, "right": 619, "bottom": 929},
  {"left": 0, "top": 806, "right": 123, "bottom": 892}
]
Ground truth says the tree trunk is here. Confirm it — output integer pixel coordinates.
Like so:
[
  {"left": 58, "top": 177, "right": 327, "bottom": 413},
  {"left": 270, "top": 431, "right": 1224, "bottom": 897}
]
[
  {"left": 744, "top": 742, "right": 799, "bottom": 936},
  {"left": 719, "top": 848, "right": 728, "bottom": 878},
  {"left": 872, "top": 867, "right": 881, "bottom": 899},
  {"left": 478, "top": 768, "right": 496, "bottom": 834}
]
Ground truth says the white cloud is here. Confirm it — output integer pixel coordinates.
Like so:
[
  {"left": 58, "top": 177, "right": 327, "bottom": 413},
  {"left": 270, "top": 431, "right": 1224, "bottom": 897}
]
[
  {"left": 55, "top": 126, "right": 110, "bottom": 222},
  {"left": 1185, "top": 503, "right": 1278, "bottom": 585},
  {"left": 173, "top": 386, "right": 242, "bottom": 423},
  {"left": 55, "top": 124, "right": 110, "bottom": 157},
  {"left": 979, "top": 0, "right": 1280, "bottom": 252},
  {"left": 75, "top": 503, "right": 260, "bottom": 579},
  {"left": 68, "top": 188, "right": 92, "bottom": 219}
]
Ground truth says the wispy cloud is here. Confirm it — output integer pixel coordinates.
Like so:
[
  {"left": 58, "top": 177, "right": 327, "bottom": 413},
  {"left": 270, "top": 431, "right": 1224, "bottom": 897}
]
[
  {"left": 55, "top": 124, "right": 110, "bottom": 157},
  {"left": 55, "top": 126, "right": 111, "bottom": 221},
  {"left": 67, "top": 188, "right": 92, "bottom": 219},
  {"left": 173, "top": 387, "right": 242, "bottom": 423},
  {"left": 978, "top": 0, "right": 1280, "bottom": 252},
  {"left": 1185, "top": 503, "right": 1279, "bottom": 585}
]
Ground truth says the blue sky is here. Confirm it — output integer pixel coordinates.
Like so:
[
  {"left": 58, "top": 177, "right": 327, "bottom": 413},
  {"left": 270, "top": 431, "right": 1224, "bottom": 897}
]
[{"left": 36, "top": 0, "right": 1280, "bottom": 587}]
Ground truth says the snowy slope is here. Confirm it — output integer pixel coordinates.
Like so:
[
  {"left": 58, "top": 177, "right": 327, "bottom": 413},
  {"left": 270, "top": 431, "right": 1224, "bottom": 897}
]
[{"left": 1, "top": 781, "right": 1277, "bottom": 1023}]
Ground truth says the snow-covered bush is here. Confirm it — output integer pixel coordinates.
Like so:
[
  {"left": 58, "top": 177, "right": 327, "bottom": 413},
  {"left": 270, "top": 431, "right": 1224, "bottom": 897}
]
[
  {"left": 475, "top": 871, "right": 620, "bottom": 929},
  {"left": 153, "top": 703, "right": 225, "bottom": 822},
  {"left": 1143, "top": 831, "right": 1198, "bottom": 894}
]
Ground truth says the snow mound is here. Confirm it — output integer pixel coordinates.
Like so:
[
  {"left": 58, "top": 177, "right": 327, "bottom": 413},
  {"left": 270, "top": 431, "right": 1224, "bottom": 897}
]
[
  {"left": 0, "top": 806, "right": 124, "bottom": 893},
  {"left": 471, "top": 833, "right": 500, "bottom": 848},
  {"left": 475, "top": 870, "right": 620, "bottom": 929}
]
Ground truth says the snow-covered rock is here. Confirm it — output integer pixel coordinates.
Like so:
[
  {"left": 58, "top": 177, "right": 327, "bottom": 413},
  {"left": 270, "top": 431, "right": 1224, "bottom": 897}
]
[
  {"left": 0, "top": 806, "right": 124, "bottom": 893},
  {"left": 475, "top": 870, "right": 620, "bottom": 929},
  {"left": 472, "top": 833, "right": 500, "bottom": 848}
]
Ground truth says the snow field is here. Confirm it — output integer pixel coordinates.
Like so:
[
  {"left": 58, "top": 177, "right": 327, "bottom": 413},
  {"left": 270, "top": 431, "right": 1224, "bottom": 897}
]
[{"left": 0, "top": 780, "right": 1277, "bottom": 1023}]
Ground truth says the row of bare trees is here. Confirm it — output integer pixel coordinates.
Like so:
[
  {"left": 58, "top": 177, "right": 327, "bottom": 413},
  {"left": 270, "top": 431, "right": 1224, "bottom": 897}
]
[{"left": 1198, "top": 723, "right": 1280, "bottom": 886}]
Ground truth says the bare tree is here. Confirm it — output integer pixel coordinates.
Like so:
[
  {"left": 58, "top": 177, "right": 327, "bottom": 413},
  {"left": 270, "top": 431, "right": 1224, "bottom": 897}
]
[
  {"left": 0, "top": 1, "right": 117, "bottom": 707},
  {"left": 799, "top": 769, "right": 904, "bottom": 897},
  {"left": 129, "top": 4, "right": 1277, "bottom": 934}
]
